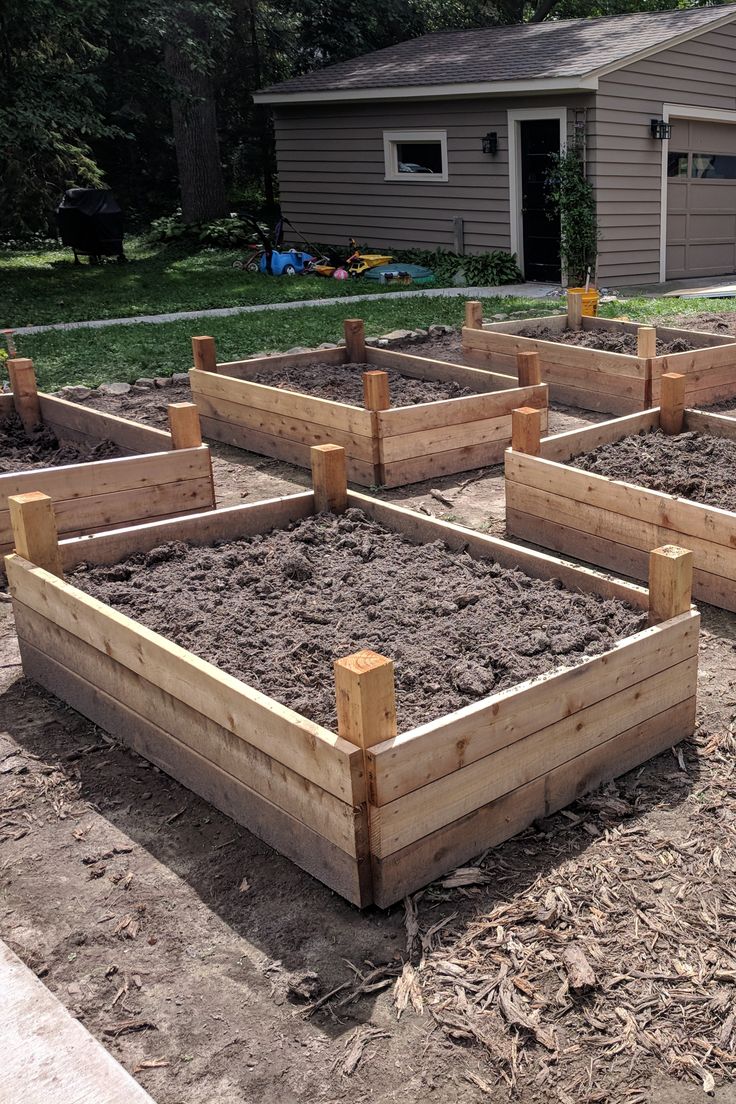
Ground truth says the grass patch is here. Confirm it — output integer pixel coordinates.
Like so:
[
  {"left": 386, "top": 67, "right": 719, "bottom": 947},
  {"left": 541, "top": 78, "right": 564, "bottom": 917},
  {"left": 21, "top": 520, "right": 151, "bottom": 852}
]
[
  {"left": 1, "top": 237, "right": 442, "bottom": 328},
  {"left": 13, "top": 295, "right": 551, "bottom": 390},
  {"left": 10, "top": 293, "right": 733, "bottom": 392}
]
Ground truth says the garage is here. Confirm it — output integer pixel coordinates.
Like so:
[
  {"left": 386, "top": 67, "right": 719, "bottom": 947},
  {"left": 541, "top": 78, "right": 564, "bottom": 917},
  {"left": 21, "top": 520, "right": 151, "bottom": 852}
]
[{"left": 666, "top": 118, "right": 736, "bottom": 280}]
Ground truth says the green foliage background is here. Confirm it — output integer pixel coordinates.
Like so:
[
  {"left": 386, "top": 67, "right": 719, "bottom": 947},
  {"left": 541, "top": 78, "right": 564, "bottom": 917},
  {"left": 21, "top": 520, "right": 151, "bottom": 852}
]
[{"left": 1, "top": 0, "right": 730, "bottom": 236}]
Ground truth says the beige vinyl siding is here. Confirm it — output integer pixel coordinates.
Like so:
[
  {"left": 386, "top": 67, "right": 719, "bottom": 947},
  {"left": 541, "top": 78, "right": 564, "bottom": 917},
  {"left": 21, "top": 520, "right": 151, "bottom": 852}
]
[{"left": 591, "top": 21, "right": 736, "bottom": 286}]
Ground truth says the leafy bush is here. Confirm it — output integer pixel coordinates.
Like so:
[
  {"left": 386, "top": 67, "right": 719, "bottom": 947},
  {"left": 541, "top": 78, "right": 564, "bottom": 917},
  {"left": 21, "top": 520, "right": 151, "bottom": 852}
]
[
  {"left": 148, "top": 211, "right": 259, "bottom": 248},
  {"left": 392, "top": 247, "right": 522, "bottom": 286}
]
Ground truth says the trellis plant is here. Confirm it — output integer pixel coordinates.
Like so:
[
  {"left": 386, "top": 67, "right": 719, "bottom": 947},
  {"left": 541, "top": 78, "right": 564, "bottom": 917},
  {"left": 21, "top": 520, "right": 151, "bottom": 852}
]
[{"left": 546, "top": 147, "right": 598, "bottom": 288}]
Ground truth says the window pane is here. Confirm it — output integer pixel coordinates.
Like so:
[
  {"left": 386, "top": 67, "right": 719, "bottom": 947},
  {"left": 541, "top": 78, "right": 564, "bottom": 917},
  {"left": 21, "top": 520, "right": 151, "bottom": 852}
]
[
  {"left": 396, "top": 141, "right": 443, "bottom": 174},
  {"left": 692, "top": 153, "right": 736, "bottom": 180},
  {"left": 667, "top": 152, "right": 688, "bottom": 178}
]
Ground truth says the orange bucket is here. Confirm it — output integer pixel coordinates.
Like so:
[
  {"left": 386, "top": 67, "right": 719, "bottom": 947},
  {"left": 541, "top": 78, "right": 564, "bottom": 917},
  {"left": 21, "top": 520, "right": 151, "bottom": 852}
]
[{"left": 567, "top": 287, "right": 600, "bottom": 316}]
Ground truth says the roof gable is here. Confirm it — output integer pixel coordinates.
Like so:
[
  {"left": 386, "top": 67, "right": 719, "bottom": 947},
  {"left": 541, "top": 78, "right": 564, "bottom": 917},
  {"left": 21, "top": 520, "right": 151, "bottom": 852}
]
[{"left": 255, "top": 4, "right": 736, "bottom": 104}]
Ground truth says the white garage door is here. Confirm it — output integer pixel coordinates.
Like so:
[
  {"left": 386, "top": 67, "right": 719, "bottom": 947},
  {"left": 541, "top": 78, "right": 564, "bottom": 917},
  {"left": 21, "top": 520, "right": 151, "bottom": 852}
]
[{"left": 666, "top": 119, "right": 736, "bottom": 280}]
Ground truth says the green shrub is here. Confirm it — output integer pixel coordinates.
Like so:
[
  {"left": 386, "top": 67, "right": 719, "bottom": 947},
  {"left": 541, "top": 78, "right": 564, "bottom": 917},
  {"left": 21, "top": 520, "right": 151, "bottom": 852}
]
[
  {"left": 147, "top": 211, "right": 259, "bottom": 248},
  {"left": 392, "top": 247, "right": 522, "bottom": 286}
]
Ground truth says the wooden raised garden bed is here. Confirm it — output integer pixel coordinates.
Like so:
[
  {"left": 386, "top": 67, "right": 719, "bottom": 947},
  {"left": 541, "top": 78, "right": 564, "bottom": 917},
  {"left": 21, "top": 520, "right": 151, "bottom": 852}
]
[
  {"left": 505, "top": 372, "right": 736, "bottom": 610},
  {"left": 0, "top": 358, "right": 215, "bottom": 553},
  {"left": 461, "top": 292, "right": 736, "bottom": 416},
  {"left": 188, "top": 319, "right": 548, "bottom": 488},
  {"left": 6, "top": 444, "right": 699, "bottom": 907}
]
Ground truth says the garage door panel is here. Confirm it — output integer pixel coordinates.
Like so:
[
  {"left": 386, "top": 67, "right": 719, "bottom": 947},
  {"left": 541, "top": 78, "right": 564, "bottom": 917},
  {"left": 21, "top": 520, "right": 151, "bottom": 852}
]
[
  {"left": 687, "top": 213, "right": 736, "bottom": 239},
  {"left": 666, "top": 119, "right": 736, "bottom": 280}
]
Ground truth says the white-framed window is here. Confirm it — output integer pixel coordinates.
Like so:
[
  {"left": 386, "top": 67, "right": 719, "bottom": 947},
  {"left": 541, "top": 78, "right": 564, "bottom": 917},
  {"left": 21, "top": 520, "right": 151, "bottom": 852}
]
[{"left": 383, "top": 130, "right": 448, "bottom": 182}]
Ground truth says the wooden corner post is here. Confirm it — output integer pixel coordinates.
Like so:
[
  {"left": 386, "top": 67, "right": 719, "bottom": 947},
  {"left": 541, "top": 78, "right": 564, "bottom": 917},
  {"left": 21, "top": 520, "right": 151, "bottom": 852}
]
[
  {"left": 511, "top": 406, "right": 543, "bottom": 456},
  {"left": 648, "top": 545, "right": 693, "bottom": 625},
  {"left": 465, "top": 300, "right": 483, "bottom": 330},
  {"left": 192, "top": 336, "right": 217, "bottom": 373},
  {"left": 637, "top": 326, "right": 657, "bottom": 360},
  {"left": 335, "top": 649, "right": 397, "bottom": 780},
  {"left": 362, "top": 371, "right": 390, "bottom": 411},
  {"left": 517, "top": 351, "right": 542, "bottom": 388},
  {"left": 567, "top": 290, "right": 584, "bottom": 329},
  {"left": 7, "top": 358, "right": 41, "bottom": 434},
  {"left": 8, "top": 492, "right": 63, "bottom": 577},
  {"left": 167, "top": 402, "right": 203, "bottom": 449},
  {"left": 310, "top": 444, "right": 348, "bottom": 513},
  {"left": 660, "top": 372, "right": 685, "bottom": 435},
  {"left": 344, "top": 319, "right": 366, "bottom": 363}
]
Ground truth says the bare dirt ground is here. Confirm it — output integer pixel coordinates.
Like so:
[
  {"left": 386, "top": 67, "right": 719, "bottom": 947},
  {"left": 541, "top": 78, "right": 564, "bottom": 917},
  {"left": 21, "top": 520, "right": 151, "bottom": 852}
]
[{"left": 3, "top": 383, "right": 736, "bottom": 1104}]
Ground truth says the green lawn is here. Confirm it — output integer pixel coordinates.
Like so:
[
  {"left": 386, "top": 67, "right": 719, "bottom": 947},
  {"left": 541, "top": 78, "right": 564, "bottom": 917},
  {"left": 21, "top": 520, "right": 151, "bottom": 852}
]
[
  {"left": 11, "top": 296, "right": 543, "bottom": 390},
  {"left": 1, "top": 237, "right": 427, "bottom": 328},
  {"left": 10, "top": 292, "right": 735, "bottom": 393}
]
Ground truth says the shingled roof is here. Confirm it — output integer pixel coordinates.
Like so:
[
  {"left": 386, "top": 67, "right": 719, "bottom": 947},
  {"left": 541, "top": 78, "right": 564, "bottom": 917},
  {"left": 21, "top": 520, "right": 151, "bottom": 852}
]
[{"left": 255, "top": 4, "right": 736, "bottom": 102}]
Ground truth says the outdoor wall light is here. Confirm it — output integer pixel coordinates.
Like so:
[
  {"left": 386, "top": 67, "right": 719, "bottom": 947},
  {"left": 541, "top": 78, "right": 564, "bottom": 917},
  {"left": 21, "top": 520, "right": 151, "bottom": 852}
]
[
  {"left": 482, "top": 132, "right": 498, "bottom": 155},
  {"left": 650, "top": 119, "right": 672, "bottom": 141}
]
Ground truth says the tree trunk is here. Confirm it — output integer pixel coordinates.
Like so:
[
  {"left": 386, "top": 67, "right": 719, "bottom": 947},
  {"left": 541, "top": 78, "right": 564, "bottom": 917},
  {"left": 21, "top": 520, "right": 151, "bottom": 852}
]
[{"left": 164, "top": 11, "right": 228, "bottom": 224}]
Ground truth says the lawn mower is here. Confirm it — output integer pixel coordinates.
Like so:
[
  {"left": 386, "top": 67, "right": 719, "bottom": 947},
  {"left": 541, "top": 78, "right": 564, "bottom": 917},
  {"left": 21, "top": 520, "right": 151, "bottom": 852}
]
[{"left": 231, "top": 213, "right": 322, "bottom": 276}]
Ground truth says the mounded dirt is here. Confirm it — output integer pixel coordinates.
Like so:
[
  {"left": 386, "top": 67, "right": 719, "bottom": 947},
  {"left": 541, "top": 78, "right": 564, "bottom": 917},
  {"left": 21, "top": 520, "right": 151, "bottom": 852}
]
[
  {"left": 571, "top": 428, "right": 736, "bottom": 512},
  {"left": 669, "top": 309, "right": 736, "bottom": 336},
  {"left": 0, "top": 413, "right": 120, "bottom": 473},
  {"left": 250, "top": 361, "right": 474, "bottom": 406},
  {"left": 70, "top": 508, "right": 645, "bottom": 733},
  {"left": 518, "top": 326, "right": 696, "bottom": 355}
]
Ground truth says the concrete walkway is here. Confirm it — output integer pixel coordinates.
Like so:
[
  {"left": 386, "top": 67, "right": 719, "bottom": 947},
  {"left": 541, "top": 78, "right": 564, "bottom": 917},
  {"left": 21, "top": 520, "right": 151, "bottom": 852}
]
[
  {"left": 0, "top": 939, "right": 157, "bottom": 1104},
  {"left": 13, "top": 282, "right": 561, "bottom": 336}
]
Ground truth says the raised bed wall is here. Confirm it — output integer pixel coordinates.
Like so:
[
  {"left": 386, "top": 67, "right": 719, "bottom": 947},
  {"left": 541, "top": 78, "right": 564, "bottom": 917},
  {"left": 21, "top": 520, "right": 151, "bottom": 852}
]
[
  {"left": 460, "top": 295, "right": 736, "bottom": 416},
  {"left": 189, "top": 322, "right": 548, "bottom": 488},
  {"left": 6, "top": 446, "right": 699, "bottom": 907},
  {"left": 504, "top": 375, "right": 736, "bottom": 611},
  {"left": 0, "top": 358, "right": 215, "bottom": 552}
]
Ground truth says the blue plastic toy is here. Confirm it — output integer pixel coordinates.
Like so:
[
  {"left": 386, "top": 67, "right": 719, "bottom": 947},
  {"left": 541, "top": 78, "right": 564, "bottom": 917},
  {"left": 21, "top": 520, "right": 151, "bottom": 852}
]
[{"left": 259, "top": 249, "right": 314, "bottom": 276}]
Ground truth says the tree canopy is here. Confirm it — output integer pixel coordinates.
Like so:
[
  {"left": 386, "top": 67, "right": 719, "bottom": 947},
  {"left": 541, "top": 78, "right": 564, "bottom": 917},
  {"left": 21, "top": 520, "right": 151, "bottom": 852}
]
[{"left": 0, "top": 0, "right": 730, "bottom": 235}]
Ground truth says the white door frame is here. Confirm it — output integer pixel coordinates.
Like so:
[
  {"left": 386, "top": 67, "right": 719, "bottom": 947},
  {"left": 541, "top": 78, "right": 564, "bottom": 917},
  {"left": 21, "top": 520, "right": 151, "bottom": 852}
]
[
  {"left": 659, "top": 102, "right": 736, "bottom": 282},
  {"left": 507, "top": 107, "right": 567, "bottom": 276}
]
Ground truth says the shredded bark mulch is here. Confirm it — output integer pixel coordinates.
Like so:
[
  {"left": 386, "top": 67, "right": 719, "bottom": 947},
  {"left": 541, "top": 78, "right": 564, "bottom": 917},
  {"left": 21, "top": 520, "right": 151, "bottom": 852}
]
[
  {"left": 0, "top": 414, "right": 120, "bottom": 474},
  {"left": 70, "top": 508, "right": 646, "bottom": 733},
  {"left": 518, "top": 327, "right": 696, "bottom": 356},
  {"left": 250, "top": 361, "right": 474, "bottom": 406},
  {"left": 571, "top": 428, "right": 736, "bottom": 512}
]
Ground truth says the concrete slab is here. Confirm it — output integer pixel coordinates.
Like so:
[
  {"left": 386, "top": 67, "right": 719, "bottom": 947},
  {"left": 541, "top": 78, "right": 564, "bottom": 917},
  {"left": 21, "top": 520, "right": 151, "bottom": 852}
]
[{"left": 0, "top": 940, "right": 156, "bottom": 1104}]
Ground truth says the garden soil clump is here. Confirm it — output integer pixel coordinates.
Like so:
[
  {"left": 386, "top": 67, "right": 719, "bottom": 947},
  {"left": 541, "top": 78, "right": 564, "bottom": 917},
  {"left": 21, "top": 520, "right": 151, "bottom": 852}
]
[
  {"left": 571, "top": 428, "right": 736, "bottom": 512},
  {"left": 0, "top": 414, "right": 120, "bottom": 473},
  {"left": 72, "top": 508, "right": 646, "bottom": 732},
  {"left": 250, "top": 361, "right": 474, "bottom": 406},
  {"left": 518, "top": 326, "right": 695, "bottom": 355}
]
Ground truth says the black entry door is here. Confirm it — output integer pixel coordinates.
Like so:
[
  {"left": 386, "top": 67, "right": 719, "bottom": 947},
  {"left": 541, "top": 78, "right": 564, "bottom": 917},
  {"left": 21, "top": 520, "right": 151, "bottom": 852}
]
[{"left": 519, "top": 119, "right": 561, "bottom": 282}]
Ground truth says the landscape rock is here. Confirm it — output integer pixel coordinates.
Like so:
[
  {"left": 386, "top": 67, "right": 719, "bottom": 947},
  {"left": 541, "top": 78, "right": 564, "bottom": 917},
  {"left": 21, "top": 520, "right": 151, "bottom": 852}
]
[
  {"left": 381, "top": 329, "right": 413, "bottom": 341},
  {"left": 61, "top": 385, "right": 93, "bottom": 401},
  {"left": 172, "top": 373, "right": 190, "bottom": 385},
  {"left": 285, "top": 346, "right": 310, "bottom": 354},
  {"left": 154, "top": 376, "right": 172, "bottom": 388},
  {"left": 428, "top": 324, "right": 454, "bottom": 337},
  {"left": 99, "top": 381, "right": 131, "bottom": 396},
  {"left": 491, "top": 313, "right": 509, "bottom": 321},
  {"left": 134, "top": 377, "right": 155, "bottom": 389},
  {"left": 317, "top": 342, "right": 338, "bottom": 350}
]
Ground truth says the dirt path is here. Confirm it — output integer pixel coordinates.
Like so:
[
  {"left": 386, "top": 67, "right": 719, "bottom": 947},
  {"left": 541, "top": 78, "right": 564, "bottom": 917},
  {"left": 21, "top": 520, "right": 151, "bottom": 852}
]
[{"left": 3, "top": 388, "right": 736, "bottom": 1104}]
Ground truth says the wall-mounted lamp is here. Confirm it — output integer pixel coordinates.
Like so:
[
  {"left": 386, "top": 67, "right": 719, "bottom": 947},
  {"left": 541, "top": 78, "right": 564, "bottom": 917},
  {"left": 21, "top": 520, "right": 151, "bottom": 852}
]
[
  {"left": 482, "top": 131, "right": 498, "bottom": 155},
  {"left": 650, "top": 118, "right": 672, "bottom": 141}
]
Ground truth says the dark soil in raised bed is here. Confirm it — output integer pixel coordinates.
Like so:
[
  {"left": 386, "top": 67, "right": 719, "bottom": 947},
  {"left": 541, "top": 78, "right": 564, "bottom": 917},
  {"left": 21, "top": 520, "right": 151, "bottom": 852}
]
[
  {"left": 79, "top": 382, "right": 193, "bottom": 429},
  {"left": 571, "top": 428, "right": 736, "bottom": 512},
  {"left": 71, "top": 508, "right": 646, "bottom": 733},
  {"left": 0, "top": 414, "right": 120, "bottom": 474},
  {"left": 518, "top": 326, "right": 696, "bottom": 355},
  {"left": 250, "top": 361, "right": 474, "bottom": 406}
]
